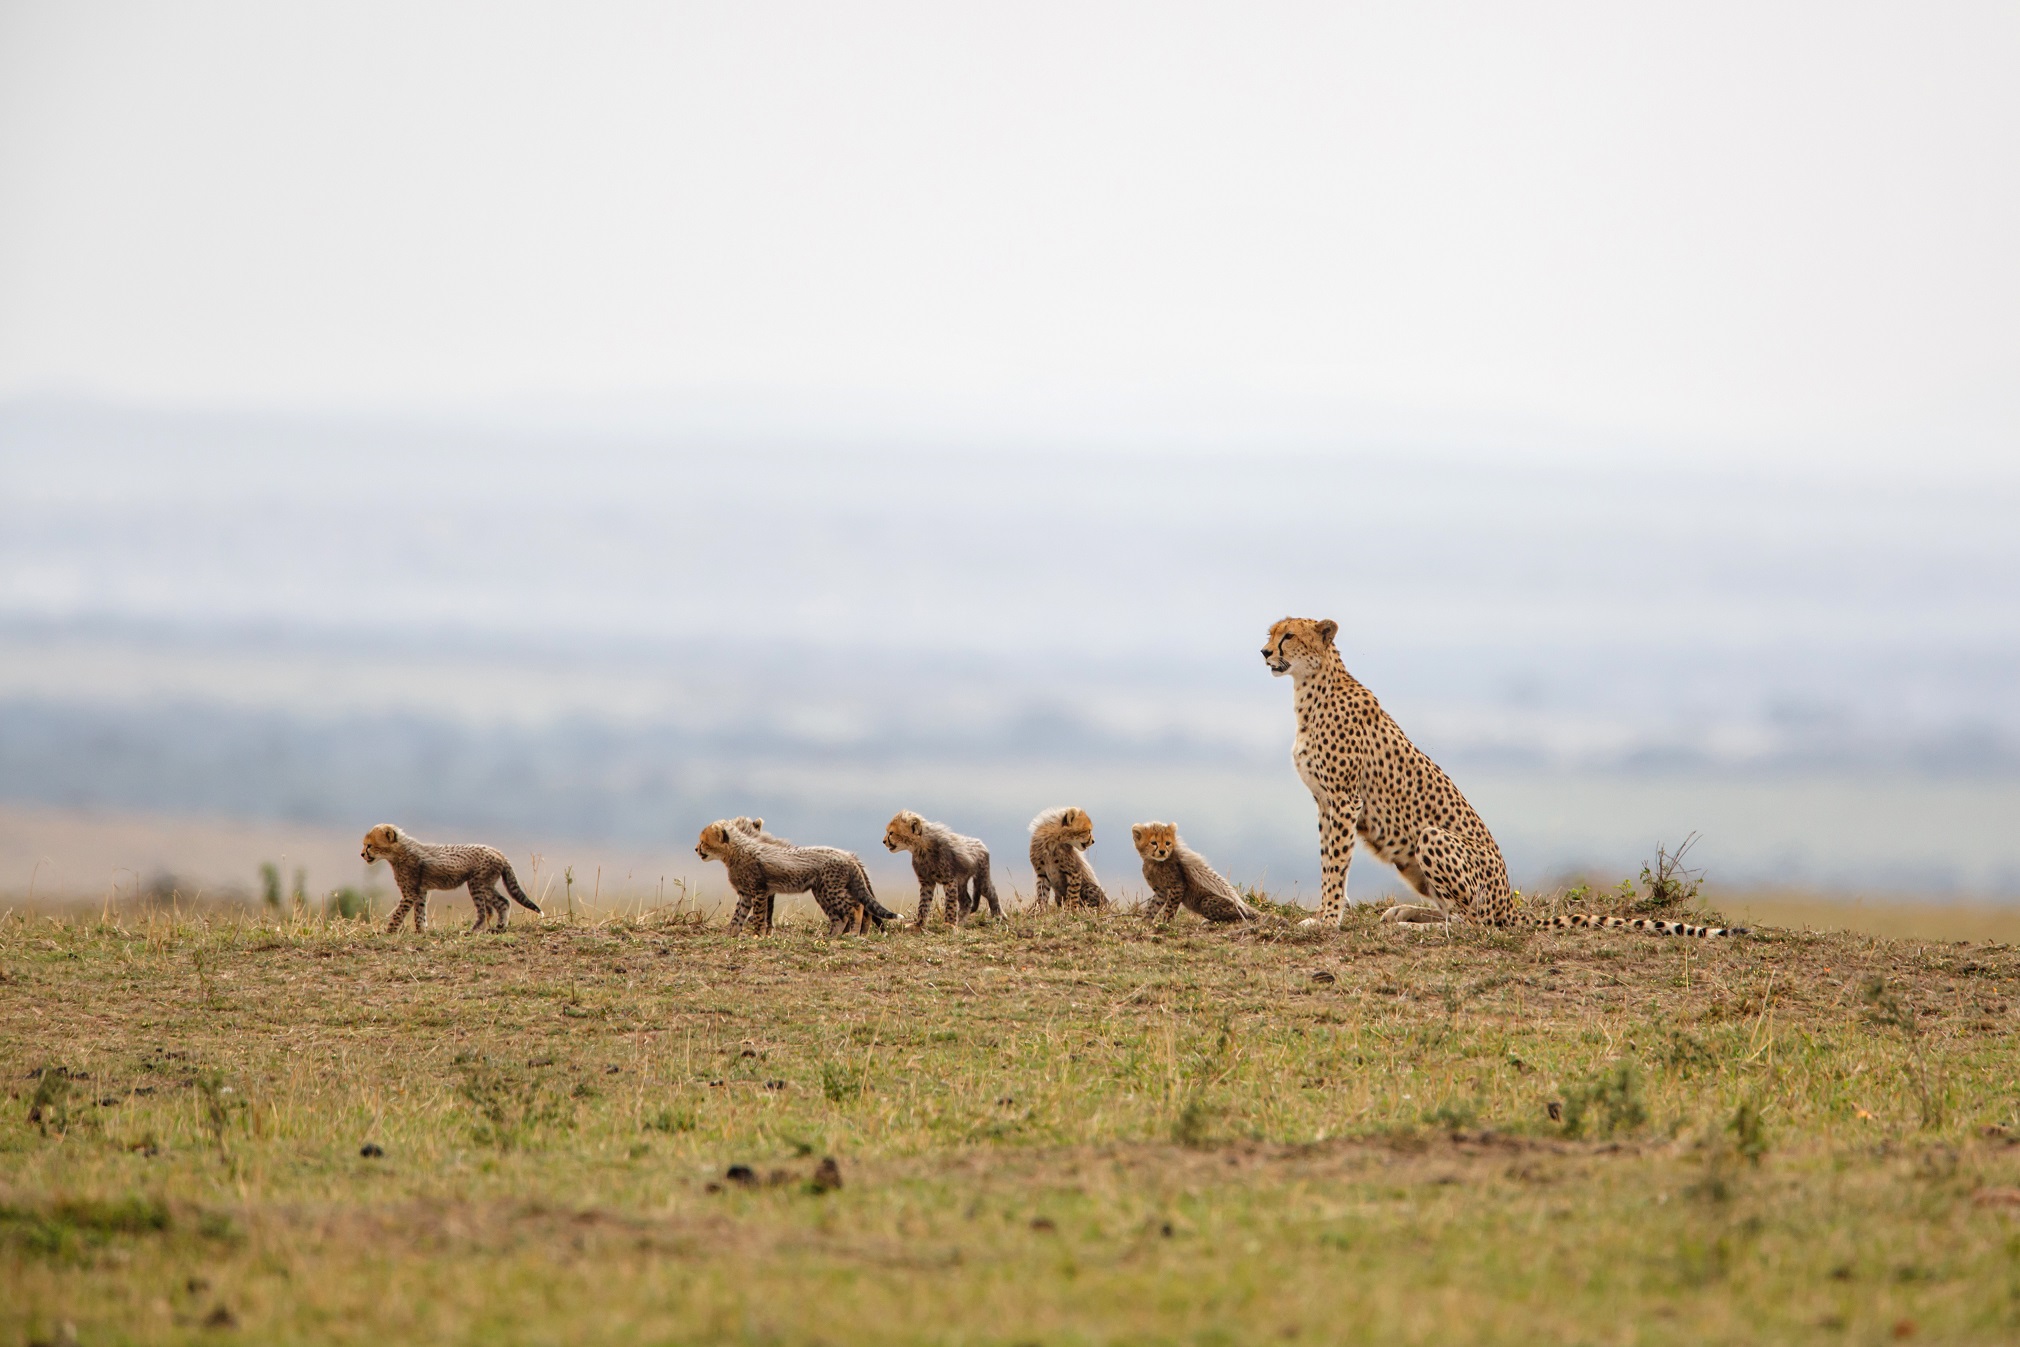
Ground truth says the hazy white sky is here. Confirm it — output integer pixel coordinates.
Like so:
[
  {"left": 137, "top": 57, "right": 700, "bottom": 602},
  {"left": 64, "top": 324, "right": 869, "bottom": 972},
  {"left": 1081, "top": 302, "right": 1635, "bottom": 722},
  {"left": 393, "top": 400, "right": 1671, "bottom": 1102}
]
[{"left": 2, "top": 2, "right": 2016, "bottom": 464}]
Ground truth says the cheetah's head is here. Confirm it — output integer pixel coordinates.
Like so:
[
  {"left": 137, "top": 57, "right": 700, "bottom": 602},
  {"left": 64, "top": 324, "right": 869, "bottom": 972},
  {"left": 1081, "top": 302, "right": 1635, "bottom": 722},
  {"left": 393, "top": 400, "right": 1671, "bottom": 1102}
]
[
  {"left": 884, "top": 810, "right": 925, "bottom": 852},
  {"left": 360, "top": 823, "right": 404, "bottom": 862},
  {"left": 1054, "top": 807, "right": 1095, "bottom": 850},
  {"left": 695, "top": 821, "right": 739, "bottom": 860},
  {"left": 1263, "top": 617, "right": 1338, "bottom": 677},
  {"left": 1131, "top": 822, "right": 1177, "bottom": 863}
]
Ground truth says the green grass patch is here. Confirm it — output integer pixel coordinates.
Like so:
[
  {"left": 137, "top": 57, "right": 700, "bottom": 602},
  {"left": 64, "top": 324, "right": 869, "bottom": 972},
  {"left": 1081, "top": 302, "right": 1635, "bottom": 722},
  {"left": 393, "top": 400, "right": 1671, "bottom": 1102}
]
[{"left": 2, "top": 901, "right": 2019, "bottom": 1342}]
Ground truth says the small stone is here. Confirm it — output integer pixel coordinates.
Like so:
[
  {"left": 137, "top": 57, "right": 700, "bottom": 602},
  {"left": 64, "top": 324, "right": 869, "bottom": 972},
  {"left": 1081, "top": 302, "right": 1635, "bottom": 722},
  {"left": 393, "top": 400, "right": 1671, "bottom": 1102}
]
[
  {"left": 1311, "top": 970, "right": 1337, "bottom": 984},
  {"left": 202, "top": 1304, "right": 237, "bottom": 1329},
  {"left": 811, "top": 1156, "right": 843, "bottom": 1192},
  {"left": 725, "top": 1164, "right": 757, "bottom": 1187},
  {"left": 359, "top": 1142, "right": 384, "bottom": 1158}
]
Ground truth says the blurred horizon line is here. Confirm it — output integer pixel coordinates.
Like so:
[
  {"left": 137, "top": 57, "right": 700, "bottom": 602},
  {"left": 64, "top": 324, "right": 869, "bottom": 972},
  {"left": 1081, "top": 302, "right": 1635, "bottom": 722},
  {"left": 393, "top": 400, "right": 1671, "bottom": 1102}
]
[{"left": 7, "top": 389, "right": 2015, "bottom": 487}]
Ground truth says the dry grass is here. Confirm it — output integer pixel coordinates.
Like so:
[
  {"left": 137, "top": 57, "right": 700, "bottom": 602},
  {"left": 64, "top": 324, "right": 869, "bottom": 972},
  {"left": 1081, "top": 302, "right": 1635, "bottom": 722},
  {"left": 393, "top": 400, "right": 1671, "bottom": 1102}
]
[{"left": 3, "top": 892, "right": 2020, "bottom": 1345}]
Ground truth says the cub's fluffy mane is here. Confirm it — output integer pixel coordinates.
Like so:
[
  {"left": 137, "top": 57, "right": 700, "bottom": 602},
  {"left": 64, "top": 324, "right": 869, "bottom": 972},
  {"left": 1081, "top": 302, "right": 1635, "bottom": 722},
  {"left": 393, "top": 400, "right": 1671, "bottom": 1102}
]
[
  {"left": 1028, "top": 806, "right": 1079, "bottom": 835},
  {"left": 897, "top": 812, "right": 960, "bottom": 846},
  {"left": 1030, "top": 806, "right": 1098, "bottom": 884}
]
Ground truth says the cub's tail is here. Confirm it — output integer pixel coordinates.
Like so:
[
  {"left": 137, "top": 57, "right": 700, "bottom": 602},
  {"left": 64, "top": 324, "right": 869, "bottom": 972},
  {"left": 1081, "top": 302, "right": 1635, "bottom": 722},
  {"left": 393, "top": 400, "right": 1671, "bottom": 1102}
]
[
  {"left": 501, "top": 864, "right": 542, "bottom": 913},
  {"left": 1544, "top": 913, "right": 1747, "bottom": 938},
  {"left": 848, "top": 859, "right": 900, "bottom": 927},
  {"left": 973, "top": 850, "right": 1003, "bottom": 917}
]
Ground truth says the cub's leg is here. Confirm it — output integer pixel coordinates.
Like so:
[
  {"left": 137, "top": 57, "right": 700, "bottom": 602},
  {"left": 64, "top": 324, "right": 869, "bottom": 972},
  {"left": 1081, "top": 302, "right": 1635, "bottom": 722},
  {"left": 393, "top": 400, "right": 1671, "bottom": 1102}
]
[
  {"left": 728, "top": 885, "right": 767, "bottom": 935},
  {"left": 486, "top": 883, "right": 512, "bottom": 930},
  {"left": 816, "top": 878, "right": 860, "bottom": 935},
  {"left": 1146, "top": 883, "right": 1183, "bottom": 924},
  {"left": 1062, "top": 863, "right": 1083, "bottom": 907},
  {"left": 1306, "top": 801, "right": 1362, "bottom": 928},
  {"left": 468, "top": 880, "right": 495, "bottom": 932},
  {"left": 1029, "top": 844, "right": 1054, "bottom": 908},
  {"left": 386, "top": 881, "right": 423, "bottom": 934},
  {"left": 941, "top": 881, "right": 965, "bottom": 926},
  {"left": 913, "top": 875, "right": 937, "bottom": 929}
]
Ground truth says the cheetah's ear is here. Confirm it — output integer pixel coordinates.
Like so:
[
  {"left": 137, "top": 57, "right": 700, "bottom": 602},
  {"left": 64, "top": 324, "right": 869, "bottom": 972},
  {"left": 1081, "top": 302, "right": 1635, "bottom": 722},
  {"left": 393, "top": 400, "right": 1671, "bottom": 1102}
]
[{"left": 1315, "top": 619, "right": 1338, "bottom": 645}]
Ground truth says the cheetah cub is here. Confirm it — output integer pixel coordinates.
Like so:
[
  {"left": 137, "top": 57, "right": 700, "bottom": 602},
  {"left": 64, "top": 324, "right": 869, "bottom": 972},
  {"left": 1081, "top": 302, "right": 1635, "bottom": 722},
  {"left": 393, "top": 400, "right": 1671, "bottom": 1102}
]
[
  {"left": 695, "top": 820, "right": 897, "bottom": 936},
  {"left": 1029, "top": 807, "right": 1107, "bottom": 909},
  {"left": 360, "top": 824, "right": 541, "bottom": 934},
  {"left": 884, "top": 810, "right": 1001, "bottom": 927},
  {"left": 1131, "top": 823, "right": 1260, "bottom": 925}
]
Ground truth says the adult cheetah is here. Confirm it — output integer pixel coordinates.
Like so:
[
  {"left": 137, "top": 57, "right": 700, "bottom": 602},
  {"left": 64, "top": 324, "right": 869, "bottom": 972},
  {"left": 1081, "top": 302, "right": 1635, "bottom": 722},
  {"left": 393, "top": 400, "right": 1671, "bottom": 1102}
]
[
  {"left": 360, "top": 824, "right": 541, "bottom": 933},
  {"left": 1263, "top": 618, "right": 1743, "bottom": 937}
]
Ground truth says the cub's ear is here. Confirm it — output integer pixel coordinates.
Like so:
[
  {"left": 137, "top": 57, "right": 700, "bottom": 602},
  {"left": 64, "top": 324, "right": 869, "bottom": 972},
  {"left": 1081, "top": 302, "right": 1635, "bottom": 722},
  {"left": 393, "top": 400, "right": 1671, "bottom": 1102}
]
[
  {"left": 1315, "top": 619, "right": 1339, "bottom": 645},
  {"left": 1132, "top": 825, "right": 1146, "bottom": 841},
  {"left": 750, "top": 818, "right": 763, "bottom": 831}
]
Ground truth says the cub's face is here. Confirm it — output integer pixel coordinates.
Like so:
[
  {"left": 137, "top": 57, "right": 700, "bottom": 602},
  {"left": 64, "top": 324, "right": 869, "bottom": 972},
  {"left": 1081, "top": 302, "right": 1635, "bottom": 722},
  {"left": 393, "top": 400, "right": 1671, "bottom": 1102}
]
[
  {"left": 1262, "top": 617, "right": 1339, "bottom": 677},
  {"left": 360, "top": 824, "right": 402, "bottom": 861},
  {"left": 1131, "top": 822, "right": 1176, "bottom": 862},
  {"left": 695, "top": 822, "right": 735, "bottom": 860},
  {"left": 1056, "top": 807, "right": 1095, "bottom": 850},
  {"left": 883, "top": 811, "right": 923, "bottom": 852}
]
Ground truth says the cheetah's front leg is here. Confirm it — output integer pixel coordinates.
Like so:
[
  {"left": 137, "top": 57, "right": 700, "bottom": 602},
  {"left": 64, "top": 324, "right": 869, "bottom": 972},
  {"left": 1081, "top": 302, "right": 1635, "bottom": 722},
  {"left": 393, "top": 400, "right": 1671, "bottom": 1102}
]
[
  {"left": 727, "top": 884, "right": 767, "bottom": 935},
  {"left": 913, "top": 877, "right": 937, "bottom": 930},
  {"left": 386, "top": 881, "right": 424, "bottom": 934},
  {"left": 1305, "top": 801, "right": 1362, "bottom": 929}
]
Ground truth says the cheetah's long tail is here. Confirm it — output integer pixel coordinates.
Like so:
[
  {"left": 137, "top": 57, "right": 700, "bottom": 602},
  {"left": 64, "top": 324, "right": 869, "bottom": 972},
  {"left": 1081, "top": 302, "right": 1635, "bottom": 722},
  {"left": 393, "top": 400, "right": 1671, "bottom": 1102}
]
[
  {"left": 1543, "top": 913, "right": 1746, "bottom": 938},
  {"left": 500, "top": 864, "right": 541, "bottom": 913},
  {"left": 847, "top": 861, "right": 900, "bottom": 927}
]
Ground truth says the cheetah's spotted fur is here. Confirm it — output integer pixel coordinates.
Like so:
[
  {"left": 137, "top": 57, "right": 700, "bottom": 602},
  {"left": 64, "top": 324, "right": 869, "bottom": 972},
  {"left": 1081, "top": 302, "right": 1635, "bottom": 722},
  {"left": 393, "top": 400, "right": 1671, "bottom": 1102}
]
[
  {"left": 360, "top": 824, "right": 541, "bottom": 934},
  {"left": 696, "top": 820, "right": 896, "bottom": 936},
  {"left": 1029, "top": 807, "right": 1107, "bottom": 909},
  {"left": 884, "top": 810, "right": 1000, "bottom": 927},
  {"left": 1264, "top": 618, "right": 1744, "bottom": 938},
  {"left": 1131, "top": 822, "right": 1259, "bottom": 925}
]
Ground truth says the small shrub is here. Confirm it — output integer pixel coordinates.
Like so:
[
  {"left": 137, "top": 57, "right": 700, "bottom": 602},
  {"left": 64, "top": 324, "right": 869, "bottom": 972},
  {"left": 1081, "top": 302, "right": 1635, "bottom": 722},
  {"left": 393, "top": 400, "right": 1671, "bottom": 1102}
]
[
  {"left": 1425, "top": 1098, "right": 1479, "bottom": 1133},
  {"left": 455, "top": 1056, "right": 573, "bottom": 1150},
  {"left": 0, "top": 1196, "right": 170, "bottom": 1260},
  {"left": 1862, "top": 976, "right": 1946, "bottom": 1129},
  {"left": 1635, "top": 835, "right": 1704, "bottom": 914},
  {"left": 325, "top": 887, "right": 373, "bottom": 921},
  {"left": 644, "top": 1107, "right": 696, "bottom": 1134},
  {"left": 820, "top": 1063, "right": 864, "bottom": 1103},
  {"left": 1172, "top": 1095, "right": 1217, "bottom": 1148},
  {"left": 194, "top": 1072, "right": 246, "bottom": 1160},
  {"left": 1659, "top": 1030, "right": 1717, "bottom": 1076},
  {"left": 1559, "top": 1061, "right": 1647, "bottom": 1139},
  {"left": 1729, "top": 1098, "right": 1769, "bottom": 1166},
  {"left": 26, "top": 1067, "right": 75, "bottom": 1136}
]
